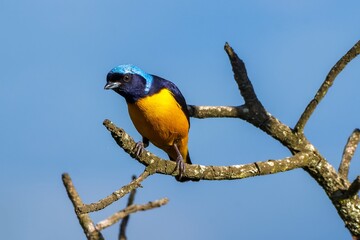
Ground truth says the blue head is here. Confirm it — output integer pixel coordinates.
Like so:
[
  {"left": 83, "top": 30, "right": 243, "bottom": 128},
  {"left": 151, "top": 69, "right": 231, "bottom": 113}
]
[{"left": 104, "top": 64, "right": 154, "bottom": 103}]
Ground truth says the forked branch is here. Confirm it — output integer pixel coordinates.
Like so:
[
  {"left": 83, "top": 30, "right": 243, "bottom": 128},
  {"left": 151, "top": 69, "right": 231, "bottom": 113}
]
[{"left": 63, "top": 171, "right": 168, "bottom": 240}]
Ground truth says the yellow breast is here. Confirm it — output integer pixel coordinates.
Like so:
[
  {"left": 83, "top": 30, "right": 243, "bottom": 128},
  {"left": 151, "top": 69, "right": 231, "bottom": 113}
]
[{"left": 127, "top": 88, "right": 189, "bottom": 155}]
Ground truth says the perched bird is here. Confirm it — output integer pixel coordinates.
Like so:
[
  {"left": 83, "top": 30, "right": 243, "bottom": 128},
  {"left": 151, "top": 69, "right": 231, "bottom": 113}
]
[{"left": 104, "top": 64, "right": 192, "bottom": 181}]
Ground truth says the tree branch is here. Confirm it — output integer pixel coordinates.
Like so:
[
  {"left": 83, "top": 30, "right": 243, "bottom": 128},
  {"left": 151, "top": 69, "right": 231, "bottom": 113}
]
[
  {"left": 339, "top": 129, "right": 360, "bottom": 179},
  {"left": 62, "top": 173, "right": 104, "bottom": 240},
  {"left": 295, "top": 40, "right": 360, "bottom": 133},
  {"left": 103, "top": 119, "right": 318, "bottom": 180},
  {"left": 78, "top": 169, "right": 152, "bottom": 214},
  {"left": 119, "top": 175, "right": 137, "bottom": 240},
  {"left": 95, "top": 198, "right": 169, "bottom": 231},
  {"left": 187, "top": 105, "right": 248, "bottom": 119}
]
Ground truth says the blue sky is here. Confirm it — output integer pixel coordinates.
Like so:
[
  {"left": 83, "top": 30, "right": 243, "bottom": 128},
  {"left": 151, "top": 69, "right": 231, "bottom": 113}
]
[{"left": 1, "top": 1, "right": 360, "bottom": 239}]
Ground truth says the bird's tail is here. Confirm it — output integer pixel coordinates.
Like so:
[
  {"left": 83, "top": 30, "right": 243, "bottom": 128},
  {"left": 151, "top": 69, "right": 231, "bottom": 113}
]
[{"left": 185, "top": 151, "right": 192, "bottom": 164}]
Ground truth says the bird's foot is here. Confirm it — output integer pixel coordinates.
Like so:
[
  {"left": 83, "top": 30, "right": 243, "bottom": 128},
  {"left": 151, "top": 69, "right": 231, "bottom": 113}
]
[
  {"left": 175, "top": 155, "right": 185, "bottom": 181},
  {"left": 134, "top": 141, "right": 145, "bottom": 157}
]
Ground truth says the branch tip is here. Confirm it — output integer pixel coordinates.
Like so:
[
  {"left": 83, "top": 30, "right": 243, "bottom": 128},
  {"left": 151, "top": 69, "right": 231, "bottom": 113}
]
[
  {"left": 224, "top": 42, "right": 233, "bottom": 56},
  {"left": 78, "top": 170, "right": 150, "bottom": 214},
  {"left": 96, "top": 198, "right": 169, "bottom": 231}
]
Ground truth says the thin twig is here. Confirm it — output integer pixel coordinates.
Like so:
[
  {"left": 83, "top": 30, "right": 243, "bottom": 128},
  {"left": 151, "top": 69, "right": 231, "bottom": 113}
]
[
  {"left": 119, "top": 175, "right": 137, "bottom": 240},
  {"left": 78, "top": 170, "right": 151, "bottom": 214},
  {"left": 295, "top": 40, "right": 360, "bottom": 133},
  {"left": 339, "top": 129, "right": 360, "bottom": 179},
  {"left": 95, "top": 198, "right": 169, "bottom": 231},
  {"left": 62, "top": 173, "right": 104, "bottom": 240}
]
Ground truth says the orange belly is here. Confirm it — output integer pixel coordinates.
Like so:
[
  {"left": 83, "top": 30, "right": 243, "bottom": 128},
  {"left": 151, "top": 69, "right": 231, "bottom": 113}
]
[{"left": 127, "top": 88, "right": 189, "bottom": 161}]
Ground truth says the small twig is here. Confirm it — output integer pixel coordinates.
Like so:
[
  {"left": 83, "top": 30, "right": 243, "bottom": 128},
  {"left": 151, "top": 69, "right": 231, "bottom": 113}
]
[
  {"left": 339, "top": 129, "right": 360, "bottom": 179},
  {"left": 333, "top": 176, "right": 360, "bottom": 200},
  {"left": 95, "top": 198, "right": 169, "bottom": 231},
  {"left": 78, "top": 169, "right": 151, "bottom": 214},
  {"left": 119, "top": 175, "right": 137, "bottom": 240},
  {"left": 295, "top": 40, "right": 360, "bottom": 133},
  {"left": 62, "top": 173, "right": 104, "bottom": 240},
  {"left": 347, "top": 176, "right": 360, "bottom": 197}
]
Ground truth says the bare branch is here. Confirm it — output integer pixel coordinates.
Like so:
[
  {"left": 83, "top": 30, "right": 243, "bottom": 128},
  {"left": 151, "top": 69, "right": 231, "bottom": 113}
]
[
  {"left": 103, "top": 119, "right": 318, "bottom": 180},
  {"left": 339, "top": 129, "right": 360, "bottom": 179},
  {"left": 95, "top": 198, "right": 169, "bottom": 231},
  {"left": 78, "top": 169, "right": 151, "bottom": 214},
  {"left": 119, "top": 175, "right": 137, "bottom": 240},
  {"left": 62, "top": 173, "right": 104, "bottom": 240},
  {"left": 187, "top": 105, "right": 248, "bottom": 119},
  {"left": 295, "top": 40, "right": 360, "bottom": 133}
]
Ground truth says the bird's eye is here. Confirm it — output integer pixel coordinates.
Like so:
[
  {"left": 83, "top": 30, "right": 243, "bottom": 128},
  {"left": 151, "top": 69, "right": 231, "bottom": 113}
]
[{"left": 123, "top": 74, "right": 131, "bottom": 82}]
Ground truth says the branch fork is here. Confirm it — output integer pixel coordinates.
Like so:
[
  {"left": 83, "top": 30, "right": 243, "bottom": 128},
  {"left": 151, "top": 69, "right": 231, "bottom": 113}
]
[{"left": 62, "top": 171, "right": 168, "bottom": 239}]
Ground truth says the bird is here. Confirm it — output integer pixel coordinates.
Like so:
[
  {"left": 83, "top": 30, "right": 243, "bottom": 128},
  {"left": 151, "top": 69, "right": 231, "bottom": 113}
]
[{"left": 104, "top": 64, "right": 193, "bottom": 181}]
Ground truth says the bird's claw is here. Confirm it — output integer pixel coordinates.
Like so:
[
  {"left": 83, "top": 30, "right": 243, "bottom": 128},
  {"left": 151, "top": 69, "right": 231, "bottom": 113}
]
[
  {"left": 175, "top": 156, "right": 185, "bottom": 180},
  {"left": 134, "top": 141, "right": 145, "bottom": 157}
]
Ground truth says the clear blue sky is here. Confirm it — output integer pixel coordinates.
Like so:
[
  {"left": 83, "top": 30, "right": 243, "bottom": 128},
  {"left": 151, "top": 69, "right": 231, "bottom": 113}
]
[{"left": 1, "top": 1, "right": 360, "bottom": 239}]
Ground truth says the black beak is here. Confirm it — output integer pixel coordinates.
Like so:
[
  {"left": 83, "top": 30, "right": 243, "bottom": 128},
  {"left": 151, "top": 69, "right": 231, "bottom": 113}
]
[{"left": 104, "top": 82, "right": 121, "bottom": 90}]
